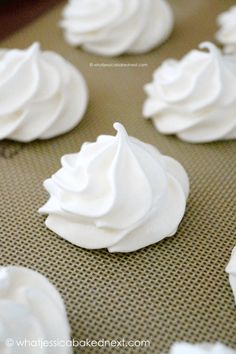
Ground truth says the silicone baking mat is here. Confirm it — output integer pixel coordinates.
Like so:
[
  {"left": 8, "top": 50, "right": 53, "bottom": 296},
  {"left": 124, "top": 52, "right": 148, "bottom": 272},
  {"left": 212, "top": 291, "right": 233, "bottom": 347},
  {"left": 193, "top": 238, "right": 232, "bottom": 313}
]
[{"left": 0, "top": 1, "right": 236, "bottom": 353}]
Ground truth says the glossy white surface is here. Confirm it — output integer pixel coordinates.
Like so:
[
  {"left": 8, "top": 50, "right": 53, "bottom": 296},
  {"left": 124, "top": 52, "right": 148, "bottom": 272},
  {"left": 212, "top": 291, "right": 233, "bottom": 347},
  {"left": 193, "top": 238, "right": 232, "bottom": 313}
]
[
  {"left": 0, "top": 43, "right": 88, "bottom": 142},
  {"left": 226, "top": 246, "right": 236, "bottom": 305},
  {"left": 0, "top": 266, "right": 72, "bottom": 353},
  {"left": 60, "top": 0, "right": 174, "bottom": 56},
  {"left": 143, "top": 42, "right": 236, "bottom": 143},
  {"left": 216, "top": 6, "right": 236, "bottom": 54},
  {"left": 39, "top": 123, "right": 189, "bottom": 252},
  {"left": 169, "top": 343, "right": 236, "bottom": 354}
]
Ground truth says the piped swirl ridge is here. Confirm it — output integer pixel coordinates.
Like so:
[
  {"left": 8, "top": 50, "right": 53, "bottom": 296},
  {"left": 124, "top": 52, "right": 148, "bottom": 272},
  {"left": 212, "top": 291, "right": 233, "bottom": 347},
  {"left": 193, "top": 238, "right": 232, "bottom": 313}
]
[
  {"left": 0, "top": 43, "right": 88, "bottom": 142},
  {"left": 39, "top": 123, "right": 189, "bottom": 253},
  {"left": 143, "top": 42, "right": 236, "bottom": 143},
  {"left": 60, "top": 0, "right": 174, "bottom": 57},
  {"left": 216, "top": 6, "right": 236, "bottom": 54},
  {"left": 0, "top": 266, "right": 72, "bottom": 354}
]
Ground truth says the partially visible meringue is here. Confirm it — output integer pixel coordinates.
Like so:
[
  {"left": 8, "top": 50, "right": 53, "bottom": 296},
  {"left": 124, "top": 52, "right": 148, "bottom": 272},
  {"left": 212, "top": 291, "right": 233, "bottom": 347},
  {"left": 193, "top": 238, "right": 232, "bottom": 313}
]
[
  {"left": 168, "top": 343, "right": 236, "bottom": 354},
  {"left": 143, "top": 42, "right": 236, "bottom": 143},
  {"left": 0, "top": 42, "right": 88, "bottom": 142},
  {"left": 39, "top": 122, "right": 189, "bottom": 253},
  {"left": 216, "top": 6, "right": 236, "bottom": 54},
  {"left": 60, "top": 0, "right": 174, "bottom": 57},
  {"left": 226, "top": 246, "right": 236, "bottom": 304},
  {"left": 0, "top": 266, "right": 72, "bottom": 353}
]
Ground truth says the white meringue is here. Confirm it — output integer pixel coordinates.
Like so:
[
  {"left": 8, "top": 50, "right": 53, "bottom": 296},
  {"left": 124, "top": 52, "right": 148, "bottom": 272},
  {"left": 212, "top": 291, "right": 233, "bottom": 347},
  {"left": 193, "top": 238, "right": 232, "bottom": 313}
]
[
  {"left": 216, "top": 6, "right": 236, "bottom": 54},
  {"left": 168, "top": 343, "right": 236, "bottom": 354},
  {"left": 60, "top": 0, "right": 174, "bottom": 57},
  {"left": 226, "top": 246, "right": 236, "bottom": 304},
  {"left": 143, "top": 42, "right": 236, "bottom": 143},
  {"left": 39, "top": 122, "right": 189, "bottom": 253},
  {"left": 0, "top": 266, "right": 72, "bottom": 353},
  {"left": 0, "top": 42, "right": 88, "bottom": 142}
]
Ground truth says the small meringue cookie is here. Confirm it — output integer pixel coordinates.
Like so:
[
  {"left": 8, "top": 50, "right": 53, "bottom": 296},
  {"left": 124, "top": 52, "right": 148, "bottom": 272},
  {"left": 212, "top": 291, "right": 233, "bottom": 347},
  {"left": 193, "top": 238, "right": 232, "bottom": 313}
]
[
  {"left": 39, "top": 122, "right": 189, "bottom": 253},
  {"left": 226, "top": 246, "right": 236, "bottom": 304},
  {"left": 0, "top": 42, "right": 88, "bottom": 142},
  {"left": 216, "top": 6, "right": 236, "bottom": 54},
  {"left": 168, "top": 343, "right": 236, "bottom": 354},
  {"left": 60, "top": 0, "right": 174, "bottom": 57},
  {"left": 143, "top": 42, "right": 236, "bottom": 143},
  {"left": 0, "top": 266, "right": 72, "bottom": 354}
]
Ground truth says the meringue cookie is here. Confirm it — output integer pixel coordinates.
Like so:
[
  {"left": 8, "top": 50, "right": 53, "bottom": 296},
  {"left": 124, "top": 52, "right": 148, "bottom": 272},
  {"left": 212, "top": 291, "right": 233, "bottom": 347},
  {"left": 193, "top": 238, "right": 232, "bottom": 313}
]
[
  {"left": 0, "top": 42, "right": 88, "bottom": 142},
  {"left": 226, "top": 246, "right": 236, "bottom": 304},
  {"left": 143, "top": 42, "right": 236, "bottom": 143},
  {"left": 60, "top": 0, "right": 174, "bottom": 57},
  {"left": 0, "top": 266, "right": 72, "bottom": 353},
  {"left": 216, "top": 6, "right": 236, "bottom": 54},
  {"left": 39, "top": 122, "right": 189, "bottom": 253},
  {"left": 168, "top": 343, "right": 236, "bottom": 354}
]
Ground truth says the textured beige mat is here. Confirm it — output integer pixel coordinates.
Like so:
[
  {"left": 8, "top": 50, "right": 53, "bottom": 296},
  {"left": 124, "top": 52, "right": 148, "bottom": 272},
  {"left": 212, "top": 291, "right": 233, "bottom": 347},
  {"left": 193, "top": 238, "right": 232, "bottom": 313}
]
[{"left": 0, "top": 1, "right": 236, "bottom": 353}]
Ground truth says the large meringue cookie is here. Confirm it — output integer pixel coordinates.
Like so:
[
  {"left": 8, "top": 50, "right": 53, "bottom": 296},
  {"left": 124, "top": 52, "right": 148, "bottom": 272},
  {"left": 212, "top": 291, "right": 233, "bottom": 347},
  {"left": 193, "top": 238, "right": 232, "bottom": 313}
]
[
  {"left": 143, "top": 42, "right": 236, "bottom": 143},
  {"left": 168, "top": 343, "right": 236, "bottom": 354},
  {"left": 0, "top": 42, "right": 88, "bottom": 142},
  {"left": 0, "top": 266, "right": 72, "bottom": 354},
  {"left": 39, "top": 122, "right": 189, "bottom": 253},
  {"left": 226, "top": 246, "right": 236, "bottom": 304},
  {"left": 60, "top": 0, "right": 174, "bottom": 57},
  {"left": 216, "top": 6, "right": 236, "bottom": 55}
]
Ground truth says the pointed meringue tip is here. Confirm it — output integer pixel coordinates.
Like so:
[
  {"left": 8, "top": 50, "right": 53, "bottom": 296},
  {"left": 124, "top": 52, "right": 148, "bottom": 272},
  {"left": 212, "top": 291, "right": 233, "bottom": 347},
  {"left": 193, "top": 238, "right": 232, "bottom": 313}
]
[
  {"left": 38, "top": 206, "right": 45, "bottom": 214},
  {"left": 199, "top": 41, "right": 220, "bottom": 55},
  {"left": 38, "top": 207, "right": 42, "bottom": 213},
  {"left": 113, "top": 122, "right": 129, "bottom": 139},
  {"left": 28, "top": 42, "right": 41, "bottom": 54}
]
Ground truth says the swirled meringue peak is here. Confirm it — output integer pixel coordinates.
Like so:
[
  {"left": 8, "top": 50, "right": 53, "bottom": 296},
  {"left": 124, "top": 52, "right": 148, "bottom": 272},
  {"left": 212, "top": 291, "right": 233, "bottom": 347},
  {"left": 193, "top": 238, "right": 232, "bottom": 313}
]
[
  {"left": 39, "top": 122, "right": 189, "bottom": 253},
  {"left": 0, "top": 266, "right": 72, "bottom": 353},
  {"left": 143, "top": 42, "right": 236, "bottom": 143},
  {"left": 216, "top": 6, "right": 236, "bottom": 54},
  {"left": 226, "top": 246, "right": 236, "bottom": 304},
  {"left": 60, "top": 0, "right": 174, "bottom": 57},
  {"left": 168, "top": 343, "right": 236, "bottom": 354},
  {"left": 0, "top": 42, "right": 88, "bottom": 142}
]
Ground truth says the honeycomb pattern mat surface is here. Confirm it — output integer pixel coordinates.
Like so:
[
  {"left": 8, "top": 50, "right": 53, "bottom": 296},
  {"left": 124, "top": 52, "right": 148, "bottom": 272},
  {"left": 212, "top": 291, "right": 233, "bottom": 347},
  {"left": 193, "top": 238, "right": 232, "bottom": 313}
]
[{"left": 0, "top": 1, "right": 236, "bottom": 353}]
